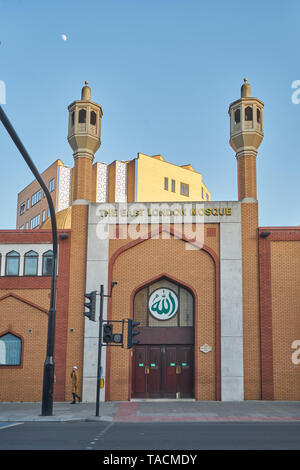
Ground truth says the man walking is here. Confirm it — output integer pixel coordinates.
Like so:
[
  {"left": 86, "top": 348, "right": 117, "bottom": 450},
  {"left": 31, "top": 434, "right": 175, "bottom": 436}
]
[{"left": 70, "top": 366, "right": 82, "bottom": 404}]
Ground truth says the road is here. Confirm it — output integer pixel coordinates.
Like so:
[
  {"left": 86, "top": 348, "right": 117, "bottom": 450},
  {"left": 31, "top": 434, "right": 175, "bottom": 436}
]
[{"left": 0, "top": 421, "right": 300, "bottom": 451}]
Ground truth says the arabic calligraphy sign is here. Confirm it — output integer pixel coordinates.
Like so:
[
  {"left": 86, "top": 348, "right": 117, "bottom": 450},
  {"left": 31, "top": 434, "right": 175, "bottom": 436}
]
[{"left": 148, "top": 288, "right": 179, "bottom": 320}]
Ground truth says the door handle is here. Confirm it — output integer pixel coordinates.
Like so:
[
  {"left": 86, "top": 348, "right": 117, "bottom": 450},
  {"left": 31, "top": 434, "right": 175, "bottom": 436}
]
[
  {"left": 145, "top": 365, "right": 150, "bottom": 375},
  {"left": 176, "top": 365, "right": 182, "bottom": 375}
]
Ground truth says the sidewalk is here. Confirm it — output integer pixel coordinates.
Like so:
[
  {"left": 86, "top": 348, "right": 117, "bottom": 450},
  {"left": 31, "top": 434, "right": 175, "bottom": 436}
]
[{"left": 1, "top": 400, "right": 300, "bottom": 423}]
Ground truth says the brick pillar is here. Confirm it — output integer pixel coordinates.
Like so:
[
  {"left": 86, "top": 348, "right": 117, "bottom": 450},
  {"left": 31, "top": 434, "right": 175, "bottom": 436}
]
[{"left": 237, "top": 153, "right": 257, "bottom": 200}]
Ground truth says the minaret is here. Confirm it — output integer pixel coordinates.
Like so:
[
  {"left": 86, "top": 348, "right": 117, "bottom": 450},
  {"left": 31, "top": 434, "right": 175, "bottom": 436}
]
[
  {"left": 229, "top": 78, "right": 264, "bottom": 201},
  {"left": 65, "top": 82, "right": 103, "bottom": 403},
  {"left": 68, "top": 81, "right": 103, "bottom": 201},
  {"left": 228, "top": 79, "right": 264, "bottom": 400}
]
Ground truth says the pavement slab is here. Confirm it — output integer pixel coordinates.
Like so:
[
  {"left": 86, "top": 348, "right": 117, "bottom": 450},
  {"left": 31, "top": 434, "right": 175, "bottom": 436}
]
[{"left": 0, "top": 400, "right": 300, "bottom": 423}]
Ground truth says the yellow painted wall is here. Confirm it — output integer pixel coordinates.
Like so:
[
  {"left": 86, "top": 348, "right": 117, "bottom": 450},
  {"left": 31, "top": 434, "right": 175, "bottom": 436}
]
[{"left": 135, "top": 153, "right": 211, "bottom": 202}]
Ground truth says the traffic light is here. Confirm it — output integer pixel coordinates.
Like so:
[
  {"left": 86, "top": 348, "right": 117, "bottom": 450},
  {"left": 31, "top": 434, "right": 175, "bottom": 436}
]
[
  {"left": 102, "top": 323, "right": 123, "bottom": 344},
  {"left": 84, "top": 291, "right": 97, "bottom": 321},
  {"left": 127, "top": 319, "right": 140, "bottom": 349}
]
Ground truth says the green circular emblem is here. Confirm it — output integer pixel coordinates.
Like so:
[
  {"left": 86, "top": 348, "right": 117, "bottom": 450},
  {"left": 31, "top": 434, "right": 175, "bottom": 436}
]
[{"left": 148, "top": 288, "right": 178, "bottom": 320}]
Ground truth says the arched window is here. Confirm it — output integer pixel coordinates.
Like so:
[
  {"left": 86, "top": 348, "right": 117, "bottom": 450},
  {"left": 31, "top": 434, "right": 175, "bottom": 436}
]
[
  {"left": 5, "top": 251, "right": 20, "bottom": 276},
  {"left": 245, "top": 106, "right": 253, "bottom": 121},
  {"left": 257, "top": 108, "right": 261, "bottom": 123},
  {"left": 134, "top": 278, "right": 194, "bottom": 328},
  {"left": 42, "top": 250, "right": 54, "bottom": 276},
  {"left": 24, "top": 250, "right": 38, "bottom": 276},
  {"left": 234, "top": 109, "right": 240, "bottom": 124},
  {"left": 90, "top": 111, "right": 97, "bottom": 126},
  {"left": 78, "top": 109, "right": 86, "bottom": 123},
  {"left": 0, "top": 333, "right": 22, "bottom": 365}
]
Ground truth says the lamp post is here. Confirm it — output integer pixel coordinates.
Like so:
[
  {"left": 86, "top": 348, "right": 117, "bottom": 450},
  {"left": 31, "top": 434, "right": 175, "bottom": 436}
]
[{"left": 0, "top": 105, "right": 58, "bottom": 416}]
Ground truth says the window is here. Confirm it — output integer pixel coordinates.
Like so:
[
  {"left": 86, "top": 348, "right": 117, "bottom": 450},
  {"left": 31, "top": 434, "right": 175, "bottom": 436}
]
[
  {"left": 5, "top": 251, "right": 20, "bottom": 276},
  {"left": 48, "top": 208, "right": 50, "bottom": 218},
  {"left": 206, "top": 193, "right": 209, "bottom": 201},
  {"left": 78, "top": 109, "right": 86, "bottom": 123},
  {"left": 245, "top": 106, "right": 253, "bottom": 121},
  {"left": 171, "top": 179, "right": 175, "bottom": 192},
  {"left": 180, "top": 183, "right": 189, "bottom": 197},
  {"left": 164, "top": 177, "right": 168, "bottom": 191},
  {"left": 71, "top": 111, "right": 75, "bottom": 127},
  {"left": 42, "top": 210, "right": 46, "bottom": 222},
  {"left": 133, "top": 278, "right": 194, "bottom": 328},
  {"left": 31, "top": 189, "right": 41, "bottom": 207},
  {"left": 42, "top": 250, "right": 54, "bottom": 276},
  {"left": 25, "top": 222, "right": 29, "bottom": 229},
  {"left": 201, "top": 187, "right": 204, "bottom": 199},
  {"left": 90, "top": 111, "right": 96, "bottom": 126},
  {"left": 26, "top": 199, "right": 30, "bottom": 210},
  {"left": 0, "top": 333, "right": 22, "bottom": 365},
  {"left": 20, "top": 202, "right": 25, "bottom": 215},
  {"left": 234, "top": 108, "right": 240, "bottom": 124},
  {"left": 257, "top": 108, "right": 261, "bottom": 123},
  {"left": 30, "top": 214, "right": 40, "bottom": 229},
  {"left": 24, "top": 250, "right": 38, "bottom": 276},
  {"left": 19, "top": 225, "right": 24, "bottom": 230},
  {"left": 49, "top": 178, "right": 55, "bottom": 192}
]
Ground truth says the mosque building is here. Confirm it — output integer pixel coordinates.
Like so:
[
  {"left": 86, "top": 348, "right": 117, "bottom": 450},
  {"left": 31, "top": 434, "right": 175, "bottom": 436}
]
[{"left": 0, "top": 79, "right": 299, "bottom": 403}]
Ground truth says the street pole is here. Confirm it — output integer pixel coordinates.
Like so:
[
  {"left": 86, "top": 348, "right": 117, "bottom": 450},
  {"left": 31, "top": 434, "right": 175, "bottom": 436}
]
[
  {"left": 96, "top": 284, "right": 104, "bottom": 417},
  {"left": 0, "top": 105, "right": 58, "bottom": 416},
  {"left": 95, "top": 282, "right": 117, "bottom": 417}
]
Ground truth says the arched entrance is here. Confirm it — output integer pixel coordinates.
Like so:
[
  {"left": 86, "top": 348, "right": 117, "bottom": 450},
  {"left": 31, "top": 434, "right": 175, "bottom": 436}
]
[{"left": 131, "top": 277, "right": 194, "bottom": 399}]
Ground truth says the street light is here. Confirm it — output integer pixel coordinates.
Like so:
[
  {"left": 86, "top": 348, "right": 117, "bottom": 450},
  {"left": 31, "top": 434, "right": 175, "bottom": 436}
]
[{"left": 0, "top": 105, "right": 58, "bottom": 416}]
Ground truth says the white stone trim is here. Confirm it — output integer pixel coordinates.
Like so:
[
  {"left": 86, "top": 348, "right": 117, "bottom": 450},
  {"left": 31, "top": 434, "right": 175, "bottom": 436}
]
[
  {"left": 72, "top": 199, "right": 89, "bottom": 205},
  {"left": 84, "top": 201, "right": 244, "bottom": 402},
  {"left": 220, "top": 216, "right": 244, "bottom": 401},
  {"left": 83, "top": 204, "right": 109, "bottom": 402}
]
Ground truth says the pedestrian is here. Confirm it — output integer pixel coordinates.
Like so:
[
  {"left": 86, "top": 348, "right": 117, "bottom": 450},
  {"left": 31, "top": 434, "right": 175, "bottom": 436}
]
[{"left": 70, "top": 366, "right": 82, "bottom": 404}]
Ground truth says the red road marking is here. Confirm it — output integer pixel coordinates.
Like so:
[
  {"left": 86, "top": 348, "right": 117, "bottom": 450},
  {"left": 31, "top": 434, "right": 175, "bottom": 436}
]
[{"left": 113, "top": 404, "right": 300, "bottom": 423}]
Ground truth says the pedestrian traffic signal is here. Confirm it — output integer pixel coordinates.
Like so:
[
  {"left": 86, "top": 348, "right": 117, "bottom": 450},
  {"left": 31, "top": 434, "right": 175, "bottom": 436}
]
[
  {"left": 102, "top": 323, "right": 123, "bottom": 344},
  {"left": 127, "top": 319, "right": 140, "bottom": 349},
  {"left": 84, "top": 291, "right": 97, "bottom": 321}
]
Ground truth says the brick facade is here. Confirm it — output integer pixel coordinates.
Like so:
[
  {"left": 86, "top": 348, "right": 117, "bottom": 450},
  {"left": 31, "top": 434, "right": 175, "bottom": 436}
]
[
  {"left": 258, "top": 227, "right": 300, "bottom": 400},
  {"left": 0, "top": 230, "right": 71, "bottom": 402},
  {"left": 106, "top": 225, "right": 220, "bottom": 401}
]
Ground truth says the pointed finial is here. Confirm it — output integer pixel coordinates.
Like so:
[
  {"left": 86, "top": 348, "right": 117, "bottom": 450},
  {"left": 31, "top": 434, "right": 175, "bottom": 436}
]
[
  {"left": 81, "top": 80, "right": 91, "bottom": 100},
  {"left": 241, "top": 77, "right": 251, "bottom": 97}
]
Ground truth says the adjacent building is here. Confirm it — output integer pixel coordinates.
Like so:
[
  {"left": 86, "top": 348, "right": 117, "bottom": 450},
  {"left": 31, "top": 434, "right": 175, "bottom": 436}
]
[
  {"left": 16, "top": 159, "right": 72, "bottom": 230},
  {"left": 16, "top": 126, "right": 210, "bottom": 230}
]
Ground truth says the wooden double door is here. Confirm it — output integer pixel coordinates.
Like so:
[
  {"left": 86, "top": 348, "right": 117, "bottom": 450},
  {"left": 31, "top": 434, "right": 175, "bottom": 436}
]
[{"left": 132, "top": 345, "right": 194, "bottom": 398}]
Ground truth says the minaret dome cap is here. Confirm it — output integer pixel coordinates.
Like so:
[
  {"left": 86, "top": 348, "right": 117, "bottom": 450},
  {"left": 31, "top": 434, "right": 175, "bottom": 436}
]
[
  {"left": 81, "top": 80, "right": 91, "bottom": 100},
  {"left": 241, "top": 77, "right": 251, "bottom": 98}
]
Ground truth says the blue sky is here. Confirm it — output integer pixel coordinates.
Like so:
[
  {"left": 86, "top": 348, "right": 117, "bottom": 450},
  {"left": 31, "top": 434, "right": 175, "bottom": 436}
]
[{"left": 0, "top": 0, "right": 299, "bottom": 228}]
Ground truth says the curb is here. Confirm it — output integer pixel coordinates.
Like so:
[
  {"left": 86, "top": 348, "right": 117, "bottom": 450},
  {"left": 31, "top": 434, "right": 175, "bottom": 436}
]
[{"left": 2, "top": 416, "right": 300, "bottom": 423}]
